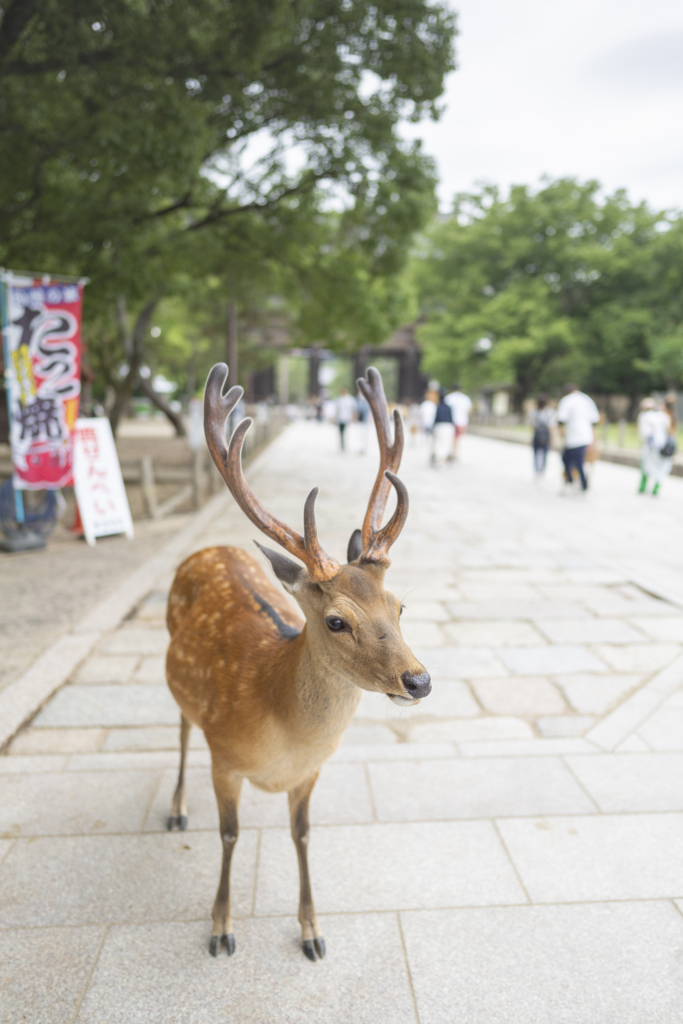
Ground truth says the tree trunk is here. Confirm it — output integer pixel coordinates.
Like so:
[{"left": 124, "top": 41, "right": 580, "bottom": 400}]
[
  {"left": 138, "top": 374, "right": 186, "bottom": 436},
  {"left": 109, "top": 292, "right": 165, "bottom": 436},
  {"left": 227, "top": 300, "right": 238, "bottom": 387}
]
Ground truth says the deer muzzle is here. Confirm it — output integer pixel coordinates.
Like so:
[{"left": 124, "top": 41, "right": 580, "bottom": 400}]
[{"left": 388, "top": 671, "right": 432, "bottom": 706}]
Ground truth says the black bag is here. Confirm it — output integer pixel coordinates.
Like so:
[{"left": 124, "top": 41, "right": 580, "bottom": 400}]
[
  {"left": 660, "top": 436, "right": 676, "bottom": 458},
  {"left": 533, "top": 422, "right": 550, "bottom": 448}
]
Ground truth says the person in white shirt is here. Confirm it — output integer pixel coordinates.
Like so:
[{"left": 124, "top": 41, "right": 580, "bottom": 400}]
[
  {"left": 556, "top": 383, "right": 600, "bottom": 491},
  {"left": 637, "top": 397, "right": 674, "bottom": 496},
  {"left": 335, "top": 387, "right": 357, "bottom": 451},
  {"left": 419, "top": 391, "right": 437, "bottom": 435},
  {"left": 444, "top": 383, "right": 472, "bottom": 458}
]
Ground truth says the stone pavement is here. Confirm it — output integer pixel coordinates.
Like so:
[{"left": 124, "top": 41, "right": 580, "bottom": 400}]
[{"left": 2, "top": 423, "right": 683, "bottom": 1022}]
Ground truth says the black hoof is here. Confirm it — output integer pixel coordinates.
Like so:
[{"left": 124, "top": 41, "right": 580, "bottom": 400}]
[
  {"left": 209, "top": 934, "right": 235, "bottom": 957},
  {"left": 302, "top": 937, "right": 325, "bottom": 961},
  {"left": 167, "top": 815, "right": 189, "bottom": 832}
]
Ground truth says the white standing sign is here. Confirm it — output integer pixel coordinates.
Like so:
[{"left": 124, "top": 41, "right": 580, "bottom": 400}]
[{"left": 73, "top": 417, "right": 134, "bottom": 547}]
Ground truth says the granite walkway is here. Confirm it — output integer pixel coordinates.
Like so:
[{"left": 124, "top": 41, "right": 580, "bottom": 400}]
[{"left": 2, "top": 423, "right": 683, "bottom": 1023}]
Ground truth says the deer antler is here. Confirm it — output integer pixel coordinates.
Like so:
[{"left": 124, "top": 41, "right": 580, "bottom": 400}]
[
  {"left": 357, "top": 367, "right": 409, "bottom": 564},
  {"left": 204, "top": 363, "right": 341, "bottom": 583}
]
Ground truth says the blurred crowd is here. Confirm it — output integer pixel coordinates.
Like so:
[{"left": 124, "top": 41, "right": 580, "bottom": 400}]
[
  {"left": 528, "top": 386, "right": 678, "bottom": 497},
  {"left": 298, "top": 379, "right": 678, "bottom": 500}
]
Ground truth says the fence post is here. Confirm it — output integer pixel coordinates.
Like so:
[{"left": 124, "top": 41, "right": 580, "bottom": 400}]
[
  {"left": 140, "top": 455, "right": 159, "bottom": 518},
  {"left": 192, "top": 449, "right": 204, "bottom": 509}
]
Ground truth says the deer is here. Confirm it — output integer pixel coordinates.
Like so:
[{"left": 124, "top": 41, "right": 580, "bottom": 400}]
[{"left": 165, "top": 363, "right": 431, "bottom": 962}]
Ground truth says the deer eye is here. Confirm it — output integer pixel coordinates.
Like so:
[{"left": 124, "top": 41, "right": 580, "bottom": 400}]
[{"left": 326, "top": 616, "right": 346, "bottom": 632}]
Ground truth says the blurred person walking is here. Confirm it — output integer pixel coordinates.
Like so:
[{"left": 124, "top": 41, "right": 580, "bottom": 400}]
[
  {"left": 420, "top": 385, "right": 438, "bottom": 442},
  {"left": 431, "top": 389, "right": 455, "bottom": 466},
  {"left": 637, "top": 397, "right": 675, "bottom": 495},
  {"left": 557, "top": 383, "right": 600, "bottom": 493},
  {"left": 335, "top": 387, "right": 357, "bottom": 451},
  {"left": 445, "top": 382, "right": 472, "bottom": 459},
  {"left": 530, "top": 394, "right": 555, "bottom": 476}
]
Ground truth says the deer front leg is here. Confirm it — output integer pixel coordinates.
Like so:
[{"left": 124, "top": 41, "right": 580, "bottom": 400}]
[
  {"left": 288, "top": 772, "right": 325, "bottom": 961},
  {"left": 168, "top": 713, "right": 191, "bottom": 831},
  {"left": 209, "top": 765, "right": 243, "bottom": 957}
]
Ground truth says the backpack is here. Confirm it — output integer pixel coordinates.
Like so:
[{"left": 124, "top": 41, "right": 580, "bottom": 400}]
[{"left": 533, "top": 422, "right": 550, "bottom": 448}]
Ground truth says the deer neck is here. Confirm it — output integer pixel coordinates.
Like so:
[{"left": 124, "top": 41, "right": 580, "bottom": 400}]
[{"left": 280, "top": 626, "right": 362, "bottom": 747}]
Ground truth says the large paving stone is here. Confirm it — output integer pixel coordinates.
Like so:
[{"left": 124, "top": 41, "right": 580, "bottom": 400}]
[
  {"left": 0, "top": 754, "right": 68, "bottom": 773},
  {"left": 456, "top": 583, "right": 543, "bottom": 603},
  {"left": 458, "top": 737, "right": 596, "bottom": 757},
  {"left": 628, "top": 616, "right": 683, "bottom": 641},
  {"left": 76, "top": 915, "right": 416, "bottom": 1024},
  {"left": 536, "top": 715, "right": 595, "bottom": 737},
  {"left": 255, "top": 821, "right": 527, "bottom": 915},
  {"left": 443, "top": 620, "right": 547, "bottom": 646},
  {"left": 341, "top": 722, "right": 398, "bottom": 745},
  {"left": 414, "top": 645, "right": 509, "bottom": 679},
  {"left": 143, "top": 762, "right": 374, "bottom": 832},
  {"left": 411, "top": 716, "right": 534, "bottom": 743},
  {"left": 556, "top": 672, "right": 643, "bottom": 714},
  {"left": 567, "top": 752, "right": 683, "bottom": 812},
  {"left": 131, "top": 656, "right": 166, "bottom": 684},
  {"left": 535, "top": 617, "right": 649, "bottom": 644},
  {"left": 8, "top": 726, "right": 107, "bottom": 755},
  {"left": 102, "top": 725, "right": 207, "bottom": 752},
  {"left": 636, "top": 702, "right": 683, "bottom": 751},
  {"left": 0, "top": 769, "right": 160, "bottom": 837},
  {"left": 368, "top": 757, "right": 596, "bottom": 821},
  {"left": 356, "top": 681, "right": 480, "bottom": 720},
  {"left": 75, "top": 654, "right": 139, "bottom": 684},
  {"left": 594, "top": 643, "right": 681, "bottom": 673},
  {"left": 446, "top": 601, "right": 590, "bottom": 620},
  {"left": 99, "top": 628, "right": 169, "bottom": 656},
  {"left": 497, "top": 645, "right": 608, "bottom": 675},
  {"left": 399, "top": 621, "right": 446, "bottom": 647},
  {"left": 0, "top": 925, "right": 106, "bottom": 1024},
  {"left": 34, "top": 685, "right": 179, "bottom": 728},
  {"left": 0, "top": 830, "right": 257, "bottom": 927},
  {"left": 471, "top": 676, "right": 566, "bottom": 717},
  {"left": 497, "top": 812, "right": 683, "bottom": 902},
  {"left": 401, "top": 600, "right": 450, "bottom": 621},
  {"left": 401, "top": 901, "right": 683, "bottom": 1024}
]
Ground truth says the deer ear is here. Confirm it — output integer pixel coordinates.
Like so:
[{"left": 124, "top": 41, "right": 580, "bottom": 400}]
[
  {"left": 347, "top": 528, "right": 363, "bottom": 563},
  {"left": 255, "top": 542, "right": 305, "bottom": 590}
]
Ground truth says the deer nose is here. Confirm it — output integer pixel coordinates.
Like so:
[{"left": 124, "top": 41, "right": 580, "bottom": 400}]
[{"left": 401, "top": 671, "right": 431, "bottom": 699}]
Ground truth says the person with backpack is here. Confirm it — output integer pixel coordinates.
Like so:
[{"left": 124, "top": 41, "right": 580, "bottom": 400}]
[
  {"left": 431, "top": 388, "right": 455, "bottom": 466},
  {"left": 637, "top": 397, "right": 676, "bottom": 496},
  {"left": 531, "top": 394, "right": 555, "bottom": 476}
]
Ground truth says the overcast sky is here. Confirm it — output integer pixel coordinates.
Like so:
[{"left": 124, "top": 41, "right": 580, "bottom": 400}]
[{"left": 404, "top": 0, "right": 683, "bottom": 212}]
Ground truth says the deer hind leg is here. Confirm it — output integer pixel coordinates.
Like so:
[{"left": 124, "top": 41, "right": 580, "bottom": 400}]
[
  {"left": 168, "top": 714, "right": 191, "bottom": 831},
  {"left": 209, "top": 765, "right": 243, "bottom": 957},
  {"left": 288, "top": 771, "right": 325, "bottom": 961}
]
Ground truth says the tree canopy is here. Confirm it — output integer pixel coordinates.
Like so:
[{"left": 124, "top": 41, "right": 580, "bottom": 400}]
[
  {"left": 412, "top": 178, "right": 683, "bottom": 400},
  {"left": 1, "top": 0, "right": 456, "bottom": 425}
]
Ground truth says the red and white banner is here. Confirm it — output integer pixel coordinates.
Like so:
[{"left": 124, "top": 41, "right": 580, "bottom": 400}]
[{"left": 1, "top": 272, "right": 85, "bottom": 490}]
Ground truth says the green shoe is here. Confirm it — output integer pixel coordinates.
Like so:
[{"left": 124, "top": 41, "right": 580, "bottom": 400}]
[{"left": 638, "top": 473, "right": 648, "bottom": 493}]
